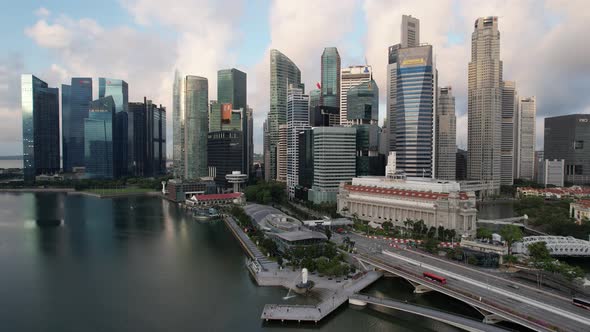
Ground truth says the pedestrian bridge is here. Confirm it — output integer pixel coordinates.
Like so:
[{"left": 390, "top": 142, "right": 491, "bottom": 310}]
[
  {"left": 477, "top": 216, "right": 545, "bottom": 235},
  {"left": 349, "top": 294, "right": 509, "bottom": 332},
  {"left": 513, "top": 236, "right": 590, "bottom": 257}
]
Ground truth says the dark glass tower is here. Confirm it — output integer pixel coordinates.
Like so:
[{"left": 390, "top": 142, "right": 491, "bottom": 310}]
[
  {"left": 62, "top": 77, "right": 92, "bottom": 172},
  {"left": 321, "top": 47, "right": 340, "bottom": 108},
  {"left": 84, "top": 96, "right": 116, "bottom": 178},
  {"left": 99, "top": 78, "right": 129, "bottom": 177},
  {"left": 128, "top": 98, "right": 167, "bottom": 177},
  {"left": 21, "top": 74, "right": 60, "bottom": 182},
  {"left": 207, "top": 131, "right": 243, "bottom": 186},
  {"left": 217, "top": 68, "right": 247, "bottom": 110}
]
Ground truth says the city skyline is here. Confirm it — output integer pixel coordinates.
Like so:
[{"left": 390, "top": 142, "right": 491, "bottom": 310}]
[{"left": 1, "top": 1, "right": 588, "bottom": 156}]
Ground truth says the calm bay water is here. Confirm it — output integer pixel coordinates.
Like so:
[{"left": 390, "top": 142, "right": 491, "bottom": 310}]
[
  {"left": 0, "top": 159, "right": 22, "bottom": 169},
  {"left": 0, "top": 193, "right": 471, "bottom": 331}
]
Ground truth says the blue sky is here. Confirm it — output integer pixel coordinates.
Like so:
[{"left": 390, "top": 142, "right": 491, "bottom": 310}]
[{"left": 0, "top": 0, "right": 589, "bottom": 156}]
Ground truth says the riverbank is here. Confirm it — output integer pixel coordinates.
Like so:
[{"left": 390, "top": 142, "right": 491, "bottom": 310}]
[
  {"left": 0, "top": 187, "right": 162, "bottom": 199},
  {"left": 0, "top": 188, "right": 75, "bottom": 193}
]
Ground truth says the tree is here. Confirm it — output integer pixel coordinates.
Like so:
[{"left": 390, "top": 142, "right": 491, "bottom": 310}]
[
  {"left": 477, "top": 227, "right": 493, "bottom": 240},
  {"left": 424, "top": 238, "right": 440, "bottom": 254},
  {"left": 382, "top": 221, "right": 393, "bottom": 233},
  {"left": 499, "top": 225, "right": 523, "bottom": 254},
  {"left": 527, "top": 241, "right": 551, "bottom": 262}
]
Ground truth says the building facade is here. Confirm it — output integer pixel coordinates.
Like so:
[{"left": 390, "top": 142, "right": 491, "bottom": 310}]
[
  {"left": 309, "top": 127, "right": 356, "bottom": 204},
  {"left": 173, "top": 73, "right": 209, "bottom": 180},
  {"left": 393, "top": 44, "right": 436, "bottom": 178},
  {"left": 98, "top": 78, "right": 129, "bottom": 177},
  {"left": 128, "top": 98, "right": 166, "bottom": 177},
  {"left": 21, "top": 74, "right": 60, "bottom": 181},
  {"left": 62, "top": 77, "right": 92, "bottom": 173},
  {"left": 340, "top": 65, "right": 372, "bottom": 126},
  {"left": 286, "top": 86, "right": 310, "bottom": 198},
  {"left": 539, "top": 159, "right": 565, "bottom": 187},
  {"left": 266, "top": 49, "right": 303, "bottom": 181},
  {"left": 501, "top": 81, "right": 517, "bottom": 185},
  {"left": 544, "top": 114, "right": 590, "bottom": 185},
  {"left": 337, "top": 176, "right": 477, "bottom": 237},
  {"left": 217, "top": 68, "right": 247, "bottom": 110},
  {"left": 321, "top": 47, "right": 341, "bottom": 108},
  {"left": 516, "top": 97, "right": 536, "bottom": 181},
  {"left": 276, "top": 124, "right": 288, "bottom": 183},
  {"left": 467, "top": 17, "right": 503, "bottom": 194},
  {"left": 207, "top": 131, "right": 243, "bottom": 186},
  {"left": 84, "top": 96, "right": 116, "bottom": 178},
  {"left": 436, "top": 87, "right": 457, "bottom": 180}
]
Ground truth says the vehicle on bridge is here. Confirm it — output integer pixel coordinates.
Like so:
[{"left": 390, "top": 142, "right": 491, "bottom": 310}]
[
  {"left": 573, "top": 297, "right": 590, "bottom": 310},
  {"left": 423, "top": 272, "right": 446, "bottom": 285}
]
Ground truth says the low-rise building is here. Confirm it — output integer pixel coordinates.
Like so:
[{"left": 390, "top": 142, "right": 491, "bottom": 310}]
[
  {"left": 570, "top": 199, "right": 590, "bottom": 224},
  {"left": 337, "top": 175, "right": 477, "bottom": 237},
  {"left": 517, "top": 186, "right": 590, "bottom": 199},
  {"left": 165, "top": 179, "right": 216, "bottom": 202},
  {"left": 188, "top": 192, "right": 245, "bottom": 206}
]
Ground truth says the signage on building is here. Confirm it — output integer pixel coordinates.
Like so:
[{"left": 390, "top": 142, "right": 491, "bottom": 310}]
[
  {"left": 221, "top": 103, "right": 232, "bottom": 124},
  {"left": 402, "top": 58, "right": 425, "bottom": 66},
  {"left": 579, "top": 118, "right": 589, "bottom": 123}
]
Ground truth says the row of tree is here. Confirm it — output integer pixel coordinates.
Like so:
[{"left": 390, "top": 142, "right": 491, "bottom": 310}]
[{"left": 243, "top": 181, "right": 286, "bottom": 205}]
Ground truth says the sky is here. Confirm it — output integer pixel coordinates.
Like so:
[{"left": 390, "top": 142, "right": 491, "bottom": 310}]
[{"left": 1, "top": 0, "right": 589, "bottom": 156}]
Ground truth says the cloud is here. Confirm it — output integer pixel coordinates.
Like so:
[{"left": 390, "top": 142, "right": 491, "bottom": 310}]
[
  {"left": 35, "top": 7, "right": 51, "bottom": 18},
  {"left": 0, "top": 54, "right": 24, "bottom": 155}
]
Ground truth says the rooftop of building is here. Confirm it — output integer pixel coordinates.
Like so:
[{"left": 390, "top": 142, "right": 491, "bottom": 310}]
[
  {"left": 350, "top": 176, "right": 464, "bottom": 194},
  {"left": 343, "top": 184, "right": 470, "bottom": 201},
  {"left": 518, "top": 186, "right": 590, "bottom": 195},
  {"left": 571, "top": 199, "right": 590, "bottom": 209},
  {"left": 274, "top": 230, "right": 328, "bottom": 242},
  {"left": 194, "top": 192, "right": 242, "bottom": 201}
]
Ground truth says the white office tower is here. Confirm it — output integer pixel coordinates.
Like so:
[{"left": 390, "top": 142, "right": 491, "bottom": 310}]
[
  {"left": 340, "top": 65, "right": 372, "bottom": 126},
  {"left": 277, "top": 124, "right": 288, "bottom": 183},
  {"left": 401, "top": 14, "right": 420, "bottom": 48},
  {"left": 516, "top": 97, "right": 536, "bottom": 180},
  {"left": 436, "top": 87, "right": 457, "bottom": 180},
  {"left": 286, "top": 85, "right": 310, "bottom": 198},
  {"left": 501, "top": 81, "right": 517, "bottom": 185},
  {"left": 467, "top": 17, "right": 503, "bottom": 195}
]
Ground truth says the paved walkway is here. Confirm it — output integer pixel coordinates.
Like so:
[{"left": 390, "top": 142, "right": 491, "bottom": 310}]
[
  {"left": 223, "top": 215, "right": 278, "bottom": 271},
  {"left": 260, "top": 271, "right": 382, "bottom": 322}
]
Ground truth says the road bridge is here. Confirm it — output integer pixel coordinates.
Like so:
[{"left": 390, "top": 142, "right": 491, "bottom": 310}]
[
  {"left": 355, "top": 250, "right": 590, "bottom": 332},
  {"left": 349, "top": 294, "right": 510, "bottom": 332},
  {"left": 477, "top": 217, "right": 546, "bottom": 235}
]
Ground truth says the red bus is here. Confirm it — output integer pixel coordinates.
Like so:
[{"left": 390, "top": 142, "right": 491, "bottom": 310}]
[
  {"left": 423, "top": 272, "right": 447, "bottom": 284},
  {"left": 573, "top": 297, "right": 590, "bottom": 310}
]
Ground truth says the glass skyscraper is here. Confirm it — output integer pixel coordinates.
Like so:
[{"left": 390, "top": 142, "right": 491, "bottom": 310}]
[
  {"left": 347, "top": 79, "right": 380, "bottom": 176},
  {"left": 394, "top": 45, "right": 435, "bottom": 178},
  {"left": 217, "top": 68, "right": 247, "bottom": 110},
  {"left": 266, "top": 49, "right": 303, "bottom": 181},
  {"left": 21, "top": 74, "right": 60, "bottom": 181},
  {"left": 62, "top": 77, "right": 92, "bottom": 172},
  {"left": 98, "top": 78, "right": 129, "bottom": 177},
  {"left": 436, "top": 87, "right": 457, "bottom": 180},
  {"left": 321, "top": 47, "right": 340, "bottom": 108},
  {"left": 84, "top": 96, "right": 115, "bottom": 178}
]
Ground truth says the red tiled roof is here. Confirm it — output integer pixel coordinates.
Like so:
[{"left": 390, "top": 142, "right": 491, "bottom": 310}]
[
  {"left": 519, "top": 186, "right": 590, "bottom": 195},
  {"left": 195, "top": 193, "right": 241, "bottom": 201},
  {"left": 573, "top": 199, "right": 590, "bottom": 209},
  {"left": 344, "top": 185, "right": 469, "bottom": 200}
]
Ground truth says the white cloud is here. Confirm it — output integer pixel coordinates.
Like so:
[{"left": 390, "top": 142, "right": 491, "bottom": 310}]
[{"left": 35, "top": 7, "right": 51, "bottom": 18}]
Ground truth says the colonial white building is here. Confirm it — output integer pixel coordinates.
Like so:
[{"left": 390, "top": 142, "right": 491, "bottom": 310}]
[{"left": 337, "top": 175, "right": 477, "bottom": 237}]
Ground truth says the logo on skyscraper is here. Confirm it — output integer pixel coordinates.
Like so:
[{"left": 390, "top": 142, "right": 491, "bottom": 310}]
[{"left": 363, "top": 67, "right": 369, "bottom": 73}]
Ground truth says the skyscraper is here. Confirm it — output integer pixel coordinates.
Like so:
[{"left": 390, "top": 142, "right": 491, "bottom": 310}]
[
  {"left": 277, "top": 124, "right": 288, "bottom": 183},
  {"left": 286, "top": 85, "right": 309, "bottom": 198},
  {"left": 436, "top": 87, "right": 457, "bottom": 180},
  {"left": 84, "top": 96, "right": 116, "bottom": 178},
  {"left": 401, "top": 14, "right": 420, "bottom": 48},
  {"left": 516, "top": 97, "right": 536, "bottom": 180},
  {"left": 393, "top": 44, "right": 436, "bottom": 178},
  {"left": 62, "top": 77, "right": 92, "bottom": 172},
  {"left": 467, "top": 17, "right": 503, "bottom": 194},
  {"left": 500, "top": 81, "right": 517, "bottom": 185},
  {"left": 172, "top": 72, "right": 209, "bottom": 180},
  {"left": 321, "top": 47, "right": 341, "bottom": 108},
  {"left": 340, "top": 65, "right": 372, "bottom": 126},
  {"left": 544, "top": 114, "right": 590, "bottom": 184},
  {"left": 266, "top": 49, "right": 303, "bottom": 181},
  {"left": 217, "top": 68, "right": 247, "bottom": 110},
  {"left": 309, "top": 127, "right": 356, "bottom": 204},
  {"left": 21, "top": 74, "right": 60, "bottom": 181},
  {"left": 347, "top": 79, "right": 381, "bottom": 176},
  {"left": 98, "top": 78, "right": 129, "bottom": 177},
  {"left": 128, "top": 98, "right": 166, "bottom": 177}
]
